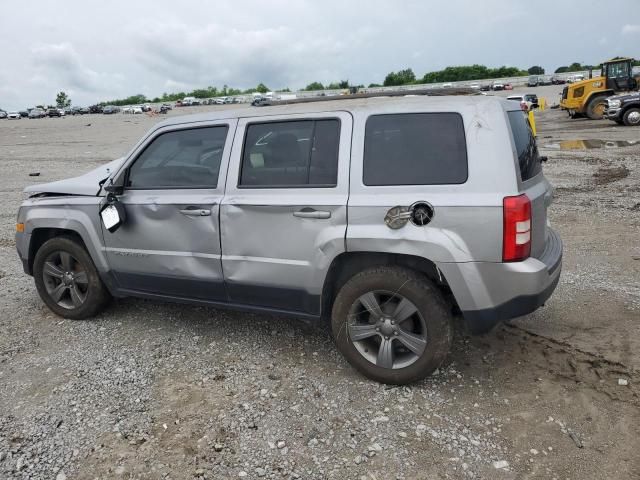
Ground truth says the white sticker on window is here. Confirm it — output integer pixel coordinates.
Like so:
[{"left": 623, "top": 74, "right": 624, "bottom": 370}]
[
  {"left": 101, "top": 205, "right": 120, "bottom": 230},
  {"left": 250, "top": 152, "right": 264, "bottom": 168}
]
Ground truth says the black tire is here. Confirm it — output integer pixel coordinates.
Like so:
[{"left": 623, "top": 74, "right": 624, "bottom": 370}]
[
  {"left": 622, "top": 107, "right": 640, "bottom": 127},
  {"left": 586, "top": 95, "right": 607, "bottom": 120},
  {"left": 331, "top": 266, "right": 453, "bottom": 385},
  {"left": 33, "top": 237, "right": 111, "bottom": 319}
]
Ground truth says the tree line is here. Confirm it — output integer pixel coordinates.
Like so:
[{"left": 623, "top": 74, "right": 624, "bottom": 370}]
[{"left": 99, "top": 83, "right": 282, "bottom": 106}]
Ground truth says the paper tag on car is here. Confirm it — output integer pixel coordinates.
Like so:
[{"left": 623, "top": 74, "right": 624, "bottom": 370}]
[{"left": 101, "top": 204, "right": 120, "bottom": 230}]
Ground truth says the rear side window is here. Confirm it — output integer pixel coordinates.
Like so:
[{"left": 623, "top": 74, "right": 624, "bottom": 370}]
[
  {"left": 508, "top": 111, "right": 542, "bottom": 181},
  {"left": 128, "top": 126, "right": 228, "bottom": 189},
  {"left": 239, "top": 119, "right": 340, "bottom": 188},
  {"left": 363, "top": 113, "right": 467, "bottom": 186}
]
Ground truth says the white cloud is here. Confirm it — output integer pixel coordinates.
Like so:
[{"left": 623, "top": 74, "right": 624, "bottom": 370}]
[
  {"left": 31, "top": 43, "right": 124, "bottom": 94},
  {"left": 621, "top": 24, "right": 640, "bottom": 34}
]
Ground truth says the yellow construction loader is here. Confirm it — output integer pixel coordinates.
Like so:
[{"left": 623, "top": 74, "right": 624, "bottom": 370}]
[{"left": 560, "top": 57, "right": 638, "bottom": 119}]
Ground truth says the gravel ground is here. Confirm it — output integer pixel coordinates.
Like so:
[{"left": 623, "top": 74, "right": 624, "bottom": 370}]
[{"left": 0, "top": 96, "right": 638, "bottom": 479}]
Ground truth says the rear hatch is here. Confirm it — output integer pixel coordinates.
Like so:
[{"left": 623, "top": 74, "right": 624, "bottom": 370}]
[{"left": 507, "top": 110, "right": 550, "bottom": 258}]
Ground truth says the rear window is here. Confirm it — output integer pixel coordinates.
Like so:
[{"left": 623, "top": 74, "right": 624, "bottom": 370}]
[
  {"left": 508, "top": 111, "right": 542, "bottom": 181},
  {"left": 363, "top": 113, "right": 468, "bottom": 186}
]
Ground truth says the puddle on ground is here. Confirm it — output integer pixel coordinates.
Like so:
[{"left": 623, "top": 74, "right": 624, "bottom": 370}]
[{"left": 544, "top": 139, "right": 639, "bottom": 150}]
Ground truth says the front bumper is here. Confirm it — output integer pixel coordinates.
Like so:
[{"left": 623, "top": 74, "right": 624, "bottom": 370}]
[
  {"left": 439, "top": 227, "right": 563, "bottom": 334},
  {"left": 604, "top": 106, "right": 622, "bottom": 120},
  {"left": 15, "top": 230, "right": 31, "bottom": 275}
]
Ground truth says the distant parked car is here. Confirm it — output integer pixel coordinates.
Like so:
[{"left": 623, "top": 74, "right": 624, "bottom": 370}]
[
  {"left": 161, "top": 103, "right": 172, "bottom": 110},
  {"left": 251, "top": 97, "right": 271, "bottom": 107},
  {"left": 491, "top": 81, "right": 505, "bottom": 91},
  {"left": 7, "top": 111, "right": 21, "bottom": 119},
  {"left": 28, "top": 108, "right": 46, "bottom": 119},
  {"left": 0, "top": 110, "right": 7, "bottom": 119},
  {"left": 19, "top": 110, "right": 29, "bottom": 118},
  {"left": 141, "top": 104, "right": 152, "bottom": 112},
  {"left": 503, "top": 83, "right": 513, "bottom": 90},
  {"left": 131, "top": 106, "right": 143, "bottom": 114},
  {"left": 103, "top": 106, "right": 118, "bottom": 114},
  {"left": 567, "top": 74, "right": 585, "bottom": 84},
  {"left": 47, "top": 108, "right": 61, "bottom": 118},
  {"left": 528, "top": 76, "right": 540, "bottom": 87},
  {"left": 507, "top": 95, "right": 538, "bottom": 111},
  {"left": 58, "top": 109, "right": 66, "bottom": 117},
  {"left": 89, "top": 105, "right": 103, "bottom": 114},
  {"left": 550, "top": 75, "right": 566, "bottom": 85}
]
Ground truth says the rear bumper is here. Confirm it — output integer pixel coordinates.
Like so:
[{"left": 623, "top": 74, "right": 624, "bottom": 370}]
[{"left": 439, "top": 227, "right": 563, "bottom": 334}]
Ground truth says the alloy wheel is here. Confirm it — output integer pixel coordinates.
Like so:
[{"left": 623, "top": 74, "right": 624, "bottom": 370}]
[
  {"left": 42, "top": 251, "right": 89, "bottom": 309},
  {"left": 347, "top": 290, "right": 427, "bottom": 369}
]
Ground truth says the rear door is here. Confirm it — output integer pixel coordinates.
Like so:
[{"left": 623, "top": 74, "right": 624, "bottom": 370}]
[
  {"left": 507, "top": 110, "right": 550, "bottom": 257},
  {"left": 220, "top": 112, "right": 351, "bottom": 315},
  {"left": 103, "top": 120, "right": 236, "bottom": 300}
]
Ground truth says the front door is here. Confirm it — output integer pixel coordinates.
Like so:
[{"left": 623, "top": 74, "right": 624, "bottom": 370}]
[
  {"left": 103, "top": 120, "right": 236, "bottom": 301},
  {"left": 220, "top": 112, "right": 352, "bottom": 315}
]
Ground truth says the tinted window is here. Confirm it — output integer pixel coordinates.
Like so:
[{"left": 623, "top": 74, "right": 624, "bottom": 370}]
[
  {"left": 128, "top": 126, "right": 228, "bottom": 189},
  {"left": 240, "top": 119, "right": 340, "bottom": 187},
  {"left": 607, "top": 62, "right": 629, "bottom": 78},
  {"left": 508, "top": 111, "right": 542, "bottom": 181},
  {"left": 363, "top": 113, "right": 467, "bottom": 186}
]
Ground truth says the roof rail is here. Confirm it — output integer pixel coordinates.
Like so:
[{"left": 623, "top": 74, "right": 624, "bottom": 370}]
[{"left": 256, "top": 87, "right": 479, "bottom": 106}]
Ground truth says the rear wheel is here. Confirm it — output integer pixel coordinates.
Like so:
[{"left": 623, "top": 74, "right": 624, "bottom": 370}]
[
  {"left": 331, "top": 266, "right": 453, "bottom": 385},
  {"left": 622, "top": 108, "right": 640, "bottom": 126},
  {"left": 33, "top": 237, "right": 111, "bottom": 319},
  {"left": 586, "top": 95, "right": 608, "bottom": 120}
]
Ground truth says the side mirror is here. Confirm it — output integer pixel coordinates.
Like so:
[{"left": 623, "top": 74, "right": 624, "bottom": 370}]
[
  {"left": 104, "top": 182, "right": 124, "bottom": 195},
  {"left": 100, "top": 193, "right": 126, "bottom": 233}
]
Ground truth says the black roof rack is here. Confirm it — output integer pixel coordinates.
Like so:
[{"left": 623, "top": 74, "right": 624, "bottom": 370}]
[{"left": 255, "top": 87, "right": 479, "bottom": 106}]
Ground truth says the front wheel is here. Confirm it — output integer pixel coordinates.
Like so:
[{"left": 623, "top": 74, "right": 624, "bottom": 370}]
[
  {"left": 623, "top": 108, "right": 640, "bottom": 126},
  {"left": 331, "top": 267, "right": 453, "bottom": 385},
  {"left": 586, "top": 96, "right": 607, "bottom": 120},
  {"left": 33, "top": 237, "right": 111, "bottom": 319}
]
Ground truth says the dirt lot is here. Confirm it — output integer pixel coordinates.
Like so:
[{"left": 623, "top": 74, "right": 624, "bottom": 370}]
[{"left": 0, "top": 95, "right": 638, "bottom": 480}]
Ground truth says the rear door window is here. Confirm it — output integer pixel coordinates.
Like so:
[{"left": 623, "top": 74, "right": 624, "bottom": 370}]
[
  {"left": 363, "top": 113, "right": 468, "bottom": 186},
  {"left": 507, "top": 111, "right": 542, "bottom": 181},
  {"left": 239, "top": 119, "right": 340, "bottom": 188}
]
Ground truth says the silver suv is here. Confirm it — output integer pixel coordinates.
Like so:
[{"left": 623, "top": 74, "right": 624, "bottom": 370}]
[{"left": 15, "top": 95, "right": 562, "bottom": 384}]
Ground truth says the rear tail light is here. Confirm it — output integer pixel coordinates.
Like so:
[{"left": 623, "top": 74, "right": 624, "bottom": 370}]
[{"left": 503, "top": 194, "right": 531, "bottom": 262}]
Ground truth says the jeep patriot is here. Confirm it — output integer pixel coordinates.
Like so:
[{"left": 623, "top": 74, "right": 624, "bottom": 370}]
[{"left": 16, "top": 95, "right": 562, "bottom": 384}]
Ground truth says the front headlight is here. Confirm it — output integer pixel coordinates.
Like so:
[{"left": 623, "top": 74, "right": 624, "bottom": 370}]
[{"left": 608, "top": 99, "right": 621, "bottom": 108}]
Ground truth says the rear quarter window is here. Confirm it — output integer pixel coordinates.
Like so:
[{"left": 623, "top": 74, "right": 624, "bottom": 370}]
[
  {"left": 507, "top": 111, "right": 542, "bottom": 181},
  {"left": 363, "top": 113, "right": 468, "bottom": 186}
]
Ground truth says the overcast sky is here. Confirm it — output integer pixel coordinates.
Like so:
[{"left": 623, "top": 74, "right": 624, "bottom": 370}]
[{"left": 1, "top": 0, "right": 639, "bottom": 110}]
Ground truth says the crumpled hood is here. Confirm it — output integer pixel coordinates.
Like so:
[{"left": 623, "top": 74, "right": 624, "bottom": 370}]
[{"left": 24, "top": 157, "right": 125, "bottom": 196}]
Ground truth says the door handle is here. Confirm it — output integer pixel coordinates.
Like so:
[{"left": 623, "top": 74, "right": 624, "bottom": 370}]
[
  {"left": 179, "top": 208, "right": 211, "bottom": 217},
  {"left": 293, "top": 208, "right": 331, "bottom": 219}
]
